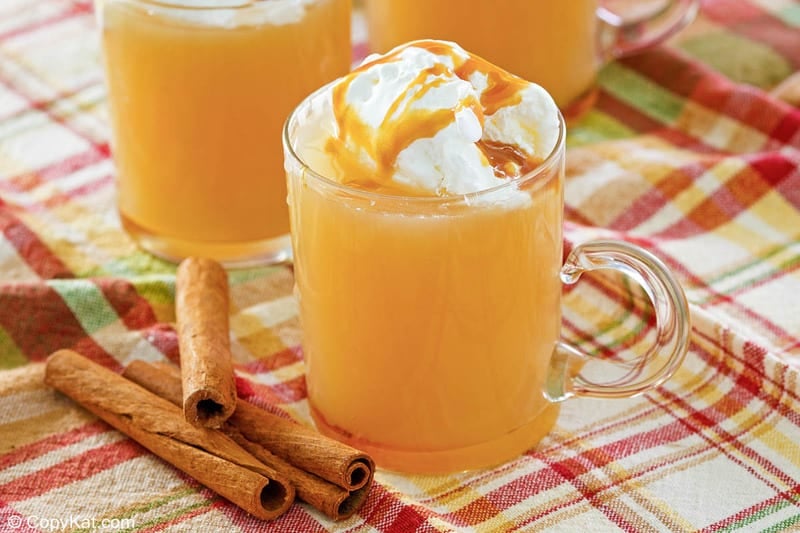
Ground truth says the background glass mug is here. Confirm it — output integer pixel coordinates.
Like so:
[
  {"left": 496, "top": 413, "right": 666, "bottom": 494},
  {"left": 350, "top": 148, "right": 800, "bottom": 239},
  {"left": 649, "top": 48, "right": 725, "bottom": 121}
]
[
  {"left": 364, "top": 0, "right": 700, "bottom": 113},
  {"left": 284, "top": 93, "right": 691, "bottom": 474},
  {"left": 98, "top": 0, "right": 351, "bottom": 266}
]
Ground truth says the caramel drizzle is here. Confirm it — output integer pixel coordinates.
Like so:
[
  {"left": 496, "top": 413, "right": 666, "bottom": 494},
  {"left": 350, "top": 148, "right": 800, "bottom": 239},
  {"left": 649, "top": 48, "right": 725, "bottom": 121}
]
[
  {"left": 418, "top": 40, "right": 529, "bottom": 115},
  {"left": 325, "top": 40, "right": 537, "bottom": 194},
  {"left": 480, "top": 141, "right": 542, "bottom": 179}
]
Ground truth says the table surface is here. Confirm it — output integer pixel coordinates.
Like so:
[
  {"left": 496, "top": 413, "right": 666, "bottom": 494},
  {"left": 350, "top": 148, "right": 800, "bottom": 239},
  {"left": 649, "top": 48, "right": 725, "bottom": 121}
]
[{"left": 1, "top": 1, "right": 799, "bottom": 531}]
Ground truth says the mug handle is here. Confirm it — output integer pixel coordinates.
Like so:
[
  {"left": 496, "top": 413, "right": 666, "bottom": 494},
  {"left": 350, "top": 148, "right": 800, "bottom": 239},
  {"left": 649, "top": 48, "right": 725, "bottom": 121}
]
[
  {"left": 545, "top": 240, "right": 691, "bottom": 402},
  {"left": 597, "top": 0, "right": 701, "bottom": 59}
]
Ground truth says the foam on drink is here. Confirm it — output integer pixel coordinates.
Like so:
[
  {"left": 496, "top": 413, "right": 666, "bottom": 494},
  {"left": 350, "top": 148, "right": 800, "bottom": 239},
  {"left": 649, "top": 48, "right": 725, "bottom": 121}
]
[{"left": 293, "top": 40, "right": 561, "bottom": 197}]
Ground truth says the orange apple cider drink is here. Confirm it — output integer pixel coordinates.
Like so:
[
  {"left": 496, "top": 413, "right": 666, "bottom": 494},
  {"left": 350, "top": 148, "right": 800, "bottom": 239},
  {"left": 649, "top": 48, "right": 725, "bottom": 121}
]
[
  {"left": 365, "top": 0, "right": 598, "bottom": 108},
  {"left": 285, "top": 41, "right": 566, "bottom": 473},
  {"left": 100, "top": 0, "right": 351, "bottom": 265}
]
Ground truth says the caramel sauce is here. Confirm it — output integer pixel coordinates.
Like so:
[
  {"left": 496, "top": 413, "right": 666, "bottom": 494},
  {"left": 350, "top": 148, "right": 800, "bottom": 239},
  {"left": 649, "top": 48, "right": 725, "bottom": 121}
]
[
  {"left": 325, "top": 40, "right": 538, "bottom": 195},
  {"left": 419, "top": 40, "right": 528, "bottom": 115},
  {"left": 478, "top": 141, "right": 541, "bottom": 179}
]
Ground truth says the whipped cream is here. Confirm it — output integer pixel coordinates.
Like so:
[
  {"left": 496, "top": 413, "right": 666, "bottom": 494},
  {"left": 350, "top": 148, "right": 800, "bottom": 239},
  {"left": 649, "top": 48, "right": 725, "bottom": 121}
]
[
  {"left": 122, "top": 0, "right": 317, "bottom": 28},
  {"left": 293, "top": 40, "right": 560, "bottom": 196}
]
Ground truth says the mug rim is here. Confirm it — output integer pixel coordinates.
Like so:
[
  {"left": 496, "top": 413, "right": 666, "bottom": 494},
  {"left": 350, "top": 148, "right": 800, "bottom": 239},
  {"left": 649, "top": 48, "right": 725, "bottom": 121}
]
[
  {"left": 283, "top": 81, "right": 567, "bottom": 207},
  {"left": 105, "top": 0, "right": 310, "bottom": 11}
]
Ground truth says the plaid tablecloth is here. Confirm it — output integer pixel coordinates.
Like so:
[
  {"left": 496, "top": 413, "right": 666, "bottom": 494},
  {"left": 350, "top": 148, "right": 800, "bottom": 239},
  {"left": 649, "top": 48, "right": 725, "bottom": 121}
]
[{"left": 1, "top": 0, "right": 799, "bottom": 531}]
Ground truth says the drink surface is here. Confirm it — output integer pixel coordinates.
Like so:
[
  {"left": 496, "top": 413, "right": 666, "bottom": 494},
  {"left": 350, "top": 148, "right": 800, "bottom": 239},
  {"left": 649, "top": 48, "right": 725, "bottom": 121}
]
[{"left": 102, "top": 0, "right": 351, "bottom": 263}]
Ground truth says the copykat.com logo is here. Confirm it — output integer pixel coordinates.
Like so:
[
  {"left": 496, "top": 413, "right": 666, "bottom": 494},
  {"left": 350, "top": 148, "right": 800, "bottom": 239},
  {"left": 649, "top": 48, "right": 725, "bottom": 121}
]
[{"left": 5, "top": 514, "right": 136, "bottom": 531}]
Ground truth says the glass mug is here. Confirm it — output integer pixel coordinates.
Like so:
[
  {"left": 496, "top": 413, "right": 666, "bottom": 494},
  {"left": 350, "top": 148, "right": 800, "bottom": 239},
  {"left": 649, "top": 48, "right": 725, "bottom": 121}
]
[
  {"left": 98, "top": 0, "right": 351, "bottom": 266},
  {"left": 364, "top": 0, "right": 700, "bottom": 113},
  {"left": 284, "top": 90, "right": 691, "bottom": 474}
]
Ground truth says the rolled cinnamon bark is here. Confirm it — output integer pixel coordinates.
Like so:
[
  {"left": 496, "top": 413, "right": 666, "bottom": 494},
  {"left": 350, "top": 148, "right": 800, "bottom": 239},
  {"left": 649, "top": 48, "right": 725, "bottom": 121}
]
[
  {"left": 232, "top": 399, "right": 374, "bottom": 491},
  {"left": 176, "top": 257, "right": 237, "bottom": 428},
  {"left": 45, "top": 350, "right": 294, "bottom": 521},
  {"left": 229, "top": 428, "right": 370, "bottom": 520},
  {"left": 123, "top": 360, "right": 372, "bottom": 520}
]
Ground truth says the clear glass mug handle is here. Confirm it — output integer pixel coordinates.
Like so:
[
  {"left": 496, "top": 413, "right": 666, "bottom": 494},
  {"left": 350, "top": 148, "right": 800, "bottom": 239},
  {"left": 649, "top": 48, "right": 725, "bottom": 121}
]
[
  {"left": 546, "top": 240, "right": 691, "bottom": 402},
  {"left": 597, "top": 0, "right": 701, "bottom": 59}
]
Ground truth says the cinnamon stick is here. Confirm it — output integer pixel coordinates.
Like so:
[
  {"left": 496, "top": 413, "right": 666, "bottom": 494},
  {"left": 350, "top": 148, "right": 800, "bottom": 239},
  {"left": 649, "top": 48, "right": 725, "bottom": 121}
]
[
  {"left": 123, "top": 360, "right": 373, "bottom": 520},
  {"left": 44, "top": 350, "right": 294, "bottom": 521},
  {"left": 176, "top": 257, "right": 236, "bottom": 428},
  {"left": 231, "top": 398, "right": 374, "bottom": 491}
]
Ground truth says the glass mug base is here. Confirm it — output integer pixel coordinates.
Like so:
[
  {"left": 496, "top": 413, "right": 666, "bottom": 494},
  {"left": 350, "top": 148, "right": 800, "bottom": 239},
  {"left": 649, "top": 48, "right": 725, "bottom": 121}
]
[
  {"left": 119, "top": 213, "right": 292, "bottom": 268},
  {"left": 310, "top": 402, "right": 562, "bottom": 475}
]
